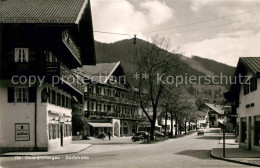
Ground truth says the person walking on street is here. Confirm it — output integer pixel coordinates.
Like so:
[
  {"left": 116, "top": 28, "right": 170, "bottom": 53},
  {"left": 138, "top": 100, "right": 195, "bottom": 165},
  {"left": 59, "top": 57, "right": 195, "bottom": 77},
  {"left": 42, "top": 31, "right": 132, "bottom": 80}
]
[{"left": 108, "top": 131, "right": 112, "bottom": 140}]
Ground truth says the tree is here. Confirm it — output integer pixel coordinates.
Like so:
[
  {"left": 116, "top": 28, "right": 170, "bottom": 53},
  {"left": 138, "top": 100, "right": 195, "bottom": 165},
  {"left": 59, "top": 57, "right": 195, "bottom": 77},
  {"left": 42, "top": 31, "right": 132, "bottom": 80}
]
[
  {"left": 72, "top": 103, "right": 84, "bottom": 135},
  {"left": 161, "top": 85, "right": 194, "bottom": 136},
  {"left": 128, "top": 36, "right": 183, "bottom": 141}
]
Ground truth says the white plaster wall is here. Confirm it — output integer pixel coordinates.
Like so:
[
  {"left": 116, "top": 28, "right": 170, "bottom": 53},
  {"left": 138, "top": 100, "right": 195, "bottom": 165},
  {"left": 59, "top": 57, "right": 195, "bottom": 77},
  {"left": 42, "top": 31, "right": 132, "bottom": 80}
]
[
  {"left": 0, "top": 84, "right": 35, "bottom": 148},
  {"left": 237, "top": 72, "right": 260, "bottom": 118},
  {"left": 0, "top": 82, "right": 72, "bottom": 150},
  {"left": 237, "top": 72, "right": 260, "bottom": 151}
]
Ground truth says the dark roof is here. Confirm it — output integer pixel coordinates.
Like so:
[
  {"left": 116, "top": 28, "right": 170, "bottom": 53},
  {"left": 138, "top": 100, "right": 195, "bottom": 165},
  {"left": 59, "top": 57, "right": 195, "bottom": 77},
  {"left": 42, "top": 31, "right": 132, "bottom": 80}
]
[
  {"left": 205, "top": 103, "right": 224, "bottom": 115},
  {"left": 239, "top": 57, "right": 260, "bottom": 75},
  {"left": 0, "top": 0, "right": 88, "bottom": 24},
  {"left": 73, "top": 62, "right": 120, "bottom": 84}
]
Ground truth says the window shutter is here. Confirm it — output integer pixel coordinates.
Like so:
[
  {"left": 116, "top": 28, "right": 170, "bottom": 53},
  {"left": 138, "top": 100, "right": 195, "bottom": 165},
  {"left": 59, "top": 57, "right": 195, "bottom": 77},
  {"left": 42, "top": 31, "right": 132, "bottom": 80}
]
[
  {"left": 29, "top": 87, "right": 36, "bottom": 102},
  {"left": 8, "top": 87, "right": 15, "bottom": 103},
  {"left": 25, "top": 48, "right": 29, "bottom": 62},
  {"left": 14, "top": 48, "right": 19, "bottom": 62}
]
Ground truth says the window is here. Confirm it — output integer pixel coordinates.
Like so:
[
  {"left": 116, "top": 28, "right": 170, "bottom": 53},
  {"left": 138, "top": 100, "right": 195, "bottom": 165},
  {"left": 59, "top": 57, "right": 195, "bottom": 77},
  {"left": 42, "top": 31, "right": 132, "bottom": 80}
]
[
  {"left": 97, "top": 103, "right": 101, "bottom": 111},
  {"left": 15, "top": 48, "right": 29, "bottom": 62},
  {"left": 57, "top": 93, "right": 61, "bottom": 106},
  {"left": 15, "top": 87, "right": 28, "bottom": 102},
  {"left": 250, "top": 77, "right": 257, "bottom": 92},
  {"left": 62, "top": 95, "right": 65, "bottom": 107},
  {"left": 244, "top": 82, "right": 250, "bottom": 95},
  {"left": 107, "top": 105, "right": 111, "bottom": 112},
  {"left": 45, "top": 50, "right": 58, "bottom": 62},
  {"left": 88, "top": 86, "right": 93, "bottom": 93}
]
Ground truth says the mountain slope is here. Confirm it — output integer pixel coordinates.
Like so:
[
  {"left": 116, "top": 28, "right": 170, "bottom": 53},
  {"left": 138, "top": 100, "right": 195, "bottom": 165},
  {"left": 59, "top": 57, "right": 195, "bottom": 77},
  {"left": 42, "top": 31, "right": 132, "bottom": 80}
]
[{"left": 94, "top": 39, "right": 236, "bottom": 103}]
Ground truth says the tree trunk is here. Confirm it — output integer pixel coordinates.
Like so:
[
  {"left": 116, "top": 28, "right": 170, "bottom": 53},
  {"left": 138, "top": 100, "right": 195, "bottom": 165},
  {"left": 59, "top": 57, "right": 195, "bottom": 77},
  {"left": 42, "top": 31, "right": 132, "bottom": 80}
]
[
  {"left": 150, "top": 120, "right": 155, "bottom": 141},
  {"left": 185, "top": 120, "right": 187, "bottom": 135},
  {"left": 195, "top": 120, "right": 198, "bottom": 131},
  {"left": 164, "top": 110, "right": 168, "bottom": 137},
  {"left": 189, "top": 121, "right": 191, "bottom": 131},
  {"left": 175, "top": 117, "right": 178, "bottom": 136},
  {"left": 170, "top": 113, "right": 174, "bottom": 136},
  {"left": 179, "top": 123, "right": 182, "bottom": 135}
]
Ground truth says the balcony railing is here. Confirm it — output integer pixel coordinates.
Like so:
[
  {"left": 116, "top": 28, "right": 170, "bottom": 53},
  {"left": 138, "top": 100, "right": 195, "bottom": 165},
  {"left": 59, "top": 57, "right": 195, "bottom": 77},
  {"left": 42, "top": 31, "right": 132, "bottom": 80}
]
[
  {"left": 62, "top": 30, "right": 81, "bottom": 65},
  {"left": 84, "top": 93, "right": 139, "bottom": 105},
  {"left": 87, "top": 110, "right": 141, "bottom": 120},
  {"left": 44, "top": 62, "right": 84, "bottom": 93}
]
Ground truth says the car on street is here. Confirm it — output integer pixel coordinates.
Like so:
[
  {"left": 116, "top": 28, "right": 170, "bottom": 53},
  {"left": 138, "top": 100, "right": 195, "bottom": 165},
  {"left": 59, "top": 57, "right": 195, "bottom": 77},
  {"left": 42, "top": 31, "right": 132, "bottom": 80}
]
[
  {"left": 132, "top": 131, "right": 149, "bottom": 142},
  {"left": 197, "top": 130, "right": 204, "bottom": 135},
  {"left": 154, "top": 130, "right": 164, "bottom": 137}
]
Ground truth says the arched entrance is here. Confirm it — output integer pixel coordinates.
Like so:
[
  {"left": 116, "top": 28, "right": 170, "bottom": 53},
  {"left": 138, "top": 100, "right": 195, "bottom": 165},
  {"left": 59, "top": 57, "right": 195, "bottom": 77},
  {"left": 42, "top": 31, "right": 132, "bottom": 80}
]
[{"left": 114, "top": 121, "right": 120, "bottom": 137}]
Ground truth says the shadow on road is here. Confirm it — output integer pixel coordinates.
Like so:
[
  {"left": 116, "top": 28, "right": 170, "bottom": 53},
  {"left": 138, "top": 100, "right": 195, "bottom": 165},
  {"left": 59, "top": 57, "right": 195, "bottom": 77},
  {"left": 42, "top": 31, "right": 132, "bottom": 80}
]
[
  {"left": 196, "top": 136, "right": 220, "bottom": 140},
  {"left": 175, "top": 150, "right": 212, "bottom": 160},
  {"left": 204, "top": 129, "right": 220, "bottom": 133}
]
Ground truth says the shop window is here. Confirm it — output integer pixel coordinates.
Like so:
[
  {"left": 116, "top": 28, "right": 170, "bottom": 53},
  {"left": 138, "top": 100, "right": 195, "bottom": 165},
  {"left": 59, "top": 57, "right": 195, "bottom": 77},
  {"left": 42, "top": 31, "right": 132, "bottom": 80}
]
[
  {"left": 66, "top": 124, "right": 70, "bottom": 137},
  {"left": 255, "top": 121, "right": 260, "bottom": 146},
  {"left": 14, "top": 48, "right": 29, "bottom": 62},
  {"left": 49, "top": 124, "right": 52, "bottom": 140},
  {"left": 52, "top": 124, "right": 56, "bottom": 139},
  {"left": 57, "top": 124, "right": 60, "bottom": 138},
  {"left": 241, "top": 121, "right": 247, "bottom": 143}
]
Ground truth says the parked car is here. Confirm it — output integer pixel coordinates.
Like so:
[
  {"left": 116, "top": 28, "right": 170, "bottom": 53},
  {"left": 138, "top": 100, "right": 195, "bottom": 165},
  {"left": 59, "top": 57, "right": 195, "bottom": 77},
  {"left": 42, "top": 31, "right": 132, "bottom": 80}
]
[
  {"left": 197, "top": 130, "right": 204, "bottom": 135},
  {"left": 132, "top": 131, "right": 149, "bottom": 142},
  {"left": 154, "top": 130, "right": 164, "bottom": 137}
]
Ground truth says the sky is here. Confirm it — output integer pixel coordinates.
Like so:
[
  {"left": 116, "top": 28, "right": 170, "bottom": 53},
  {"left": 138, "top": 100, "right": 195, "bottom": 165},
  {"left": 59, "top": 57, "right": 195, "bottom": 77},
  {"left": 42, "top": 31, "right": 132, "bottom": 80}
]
[{"left": 91, "top": 0, "right": 260, "bottom": 67}]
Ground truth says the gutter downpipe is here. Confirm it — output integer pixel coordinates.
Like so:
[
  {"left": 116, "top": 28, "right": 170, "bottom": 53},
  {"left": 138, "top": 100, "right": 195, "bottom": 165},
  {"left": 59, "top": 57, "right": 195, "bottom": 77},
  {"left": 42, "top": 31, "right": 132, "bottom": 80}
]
[{"left": 35, "top": 80, "right": 38, "bottom": 151}]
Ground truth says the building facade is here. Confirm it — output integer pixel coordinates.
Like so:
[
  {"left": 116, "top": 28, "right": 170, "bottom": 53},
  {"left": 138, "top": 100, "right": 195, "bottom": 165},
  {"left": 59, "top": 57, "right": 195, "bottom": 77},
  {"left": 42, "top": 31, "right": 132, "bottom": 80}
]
[
  {"left": 226, "top": 57, "right": 260, "bottom": 152},
  {"left": 0, "top": 0, "right": 96, "bottom": 152},
  {"left": 74, "top": 62, "right": 141, "bottom": 137},
  {"left": 205, "top": 103, "right": 225, "bottom": 128}
]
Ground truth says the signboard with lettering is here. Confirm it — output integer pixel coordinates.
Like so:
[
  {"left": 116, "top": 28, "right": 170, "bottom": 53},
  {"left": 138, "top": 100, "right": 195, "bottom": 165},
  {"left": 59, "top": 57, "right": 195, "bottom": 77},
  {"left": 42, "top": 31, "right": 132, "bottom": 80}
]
[{"left": 15, "top": 123, "right": 30, "bottom": 141}]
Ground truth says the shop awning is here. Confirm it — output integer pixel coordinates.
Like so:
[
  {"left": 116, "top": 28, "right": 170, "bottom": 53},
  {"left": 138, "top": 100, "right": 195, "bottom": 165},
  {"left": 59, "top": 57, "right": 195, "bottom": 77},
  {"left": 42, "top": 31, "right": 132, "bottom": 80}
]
[{"left": 88, "top": 122, "right": 114, "bottom": 127}]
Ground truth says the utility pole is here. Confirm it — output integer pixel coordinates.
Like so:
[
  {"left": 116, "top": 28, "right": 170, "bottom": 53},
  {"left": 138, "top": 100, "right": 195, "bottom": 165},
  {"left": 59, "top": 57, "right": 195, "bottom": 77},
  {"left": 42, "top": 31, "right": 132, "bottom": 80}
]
[{"left": 223, "top": 124, "right": 226, "bottom": 157}]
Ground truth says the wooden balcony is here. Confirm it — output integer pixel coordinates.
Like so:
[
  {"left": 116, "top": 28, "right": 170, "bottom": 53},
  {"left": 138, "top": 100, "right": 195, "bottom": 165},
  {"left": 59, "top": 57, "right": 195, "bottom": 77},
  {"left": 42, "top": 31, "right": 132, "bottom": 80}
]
[{"left": 44, "top": 61, "right": 84, "bottom": 93}]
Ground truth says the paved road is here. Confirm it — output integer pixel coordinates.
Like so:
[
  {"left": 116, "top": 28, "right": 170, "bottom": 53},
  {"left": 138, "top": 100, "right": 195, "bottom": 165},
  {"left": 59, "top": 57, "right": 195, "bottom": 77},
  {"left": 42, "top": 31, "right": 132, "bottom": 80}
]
[{"left": 0, "top": 129, "right": 254, "bottom": 168}]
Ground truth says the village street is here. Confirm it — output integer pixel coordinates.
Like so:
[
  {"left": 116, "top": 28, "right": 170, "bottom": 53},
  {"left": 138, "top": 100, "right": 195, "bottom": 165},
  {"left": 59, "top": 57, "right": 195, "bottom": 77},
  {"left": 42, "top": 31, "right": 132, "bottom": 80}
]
[{"left": 0, "top": 129, "right": 253, "bottom": 168}]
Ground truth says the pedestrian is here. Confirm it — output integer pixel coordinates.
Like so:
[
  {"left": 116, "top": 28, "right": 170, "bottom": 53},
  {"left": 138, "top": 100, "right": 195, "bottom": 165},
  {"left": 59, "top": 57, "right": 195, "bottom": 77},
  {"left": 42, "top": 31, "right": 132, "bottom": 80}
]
[{"left": 108, "top": 131, "right": 112, "bottom": 140}]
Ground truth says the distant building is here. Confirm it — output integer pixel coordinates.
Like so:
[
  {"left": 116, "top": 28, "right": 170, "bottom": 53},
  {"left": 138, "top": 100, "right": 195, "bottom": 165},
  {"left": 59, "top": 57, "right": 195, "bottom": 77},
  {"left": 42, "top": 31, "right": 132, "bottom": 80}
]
[
  {"left": 0, "top": 0, "right": 96, "bottom": 152},
  {"left": 204, "top": 103, "right": 225, "bottom": 127},
  {"left": 73, "top": 62, "right": 141, "bottom": 137},
  {"left": 225, "top": 57, "right": 260, "bottom": 152}
]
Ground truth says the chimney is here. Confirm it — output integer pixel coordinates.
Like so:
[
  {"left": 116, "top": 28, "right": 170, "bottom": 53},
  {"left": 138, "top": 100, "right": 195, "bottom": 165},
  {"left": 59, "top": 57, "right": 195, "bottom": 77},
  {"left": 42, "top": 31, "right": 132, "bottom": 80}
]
[{"left": 214, "top": 101, "right": 217, "bottom": 107}]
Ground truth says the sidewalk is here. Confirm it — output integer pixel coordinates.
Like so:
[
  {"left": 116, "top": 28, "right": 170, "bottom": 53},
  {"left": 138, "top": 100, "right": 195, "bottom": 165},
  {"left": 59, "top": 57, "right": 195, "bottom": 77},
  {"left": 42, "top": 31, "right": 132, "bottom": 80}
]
[
  {"left": 0, "top": 144, "right": 92, "bottom": 157},
  {"left": 219, "top": 138, "right": 238, "bottom": 145},
  {"left": 211, "top": 147, "right": 260, "bottom": 167},
  {"left": 73, "top": 136, "right": 137, "bottom": 145}
]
